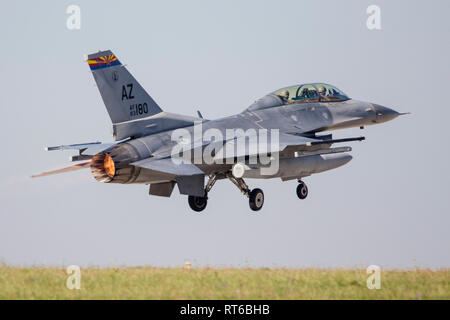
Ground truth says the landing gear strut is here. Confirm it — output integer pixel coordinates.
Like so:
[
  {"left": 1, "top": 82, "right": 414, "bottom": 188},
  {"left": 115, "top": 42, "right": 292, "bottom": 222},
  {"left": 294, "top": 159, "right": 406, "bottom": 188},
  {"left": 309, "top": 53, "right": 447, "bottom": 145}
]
[
  {"left": 187, "top": 173, "right": 265, "bottom": 212},
  {"left": 296, "top": 180, "right": 308, "bottom": 199},
  {"left": 227, "top": 173, "right": 264, "bottom": 211}
]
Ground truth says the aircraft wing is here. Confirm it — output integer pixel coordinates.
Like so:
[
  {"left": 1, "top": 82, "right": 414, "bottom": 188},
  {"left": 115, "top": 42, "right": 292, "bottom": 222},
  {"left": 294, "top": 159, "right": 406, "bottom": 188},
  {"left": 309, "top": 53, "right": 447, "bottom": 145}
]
[
  {"left": 148, "top": 130, "right": 364, "bottom": 163},
  {"left": 132, "top": 157, "right": 205, "bottom": 197},
  {"left": 33, "top": 141, "right": 119, "bottom": 178},
  {"left": 45, "top": 141, "right": 117, "bottom": 156}
]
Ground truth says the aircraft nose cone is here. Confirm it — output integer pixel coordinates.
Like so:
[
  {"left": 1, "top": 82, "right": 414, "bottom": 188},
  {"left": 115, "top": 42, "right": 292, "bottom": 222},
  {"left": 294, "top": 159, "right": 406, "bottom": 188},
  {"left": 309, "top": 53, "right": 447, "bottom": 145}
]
[{"left": 372, "top": 104, "right": 400, "bottom": 123}]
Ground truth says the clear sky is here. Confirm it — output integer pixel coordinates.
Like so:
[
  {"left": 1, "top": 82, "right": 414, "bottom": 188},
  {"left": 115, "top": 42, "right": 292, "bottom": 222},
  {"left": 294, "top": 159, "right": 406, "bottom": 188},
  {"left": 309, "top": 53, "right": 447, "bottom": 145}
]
[{"left": 0, "top": 0, "right": 449, "bottom": 268}]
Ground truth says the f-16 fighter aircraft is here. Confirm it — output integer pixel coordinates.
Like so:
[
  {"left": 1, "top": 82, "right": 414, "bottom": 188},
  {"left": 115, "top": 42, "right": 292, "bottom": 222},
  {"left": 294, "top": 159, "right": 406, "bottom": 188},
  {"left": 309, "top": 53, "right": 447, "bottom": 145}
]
[{"left": 33, "top": 50, "right": 404, "bottom": 212}]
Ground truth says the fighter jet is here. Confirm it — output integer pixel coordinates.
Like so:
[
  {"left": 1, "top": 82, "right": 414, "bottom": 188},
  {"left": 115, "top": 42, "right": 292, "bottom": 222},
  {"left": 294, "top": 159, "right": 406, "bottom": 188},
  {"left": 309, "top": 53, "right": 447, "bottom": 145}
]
[{"left": 33, "top": 50, "right": 404, "bottom": 212}]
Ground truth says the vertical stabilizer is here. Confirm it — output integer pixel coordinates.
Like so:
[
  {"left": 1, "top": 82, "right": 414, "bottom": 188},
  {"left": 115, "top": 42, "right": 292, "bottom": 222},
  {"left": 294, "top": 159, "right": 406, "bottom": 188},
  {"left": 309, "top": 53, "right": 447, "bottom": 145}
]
[{"left": 86, "top": 50, "right": 162, "bottom": 124}]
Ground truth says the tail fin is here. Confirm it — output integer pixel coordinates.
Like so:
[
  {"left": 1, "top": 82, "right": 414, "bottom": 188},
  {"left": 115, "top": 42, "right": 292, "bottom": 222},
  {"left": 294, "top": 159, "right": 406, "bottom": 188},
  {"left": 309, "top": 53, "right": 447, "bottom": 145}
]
[{"left": 86, "top": 50, "right": 162, "bottom": 124}]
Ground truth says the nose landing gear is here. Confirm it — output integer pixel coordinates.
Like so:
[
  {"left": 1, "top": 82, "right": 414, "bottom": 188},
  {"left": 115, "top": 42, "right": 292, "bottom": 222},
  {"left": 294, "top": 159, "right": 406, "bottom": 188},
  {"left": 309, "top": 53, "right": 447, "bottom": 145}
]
[{"left": 296, "top": 180, "right": 308, "bottom": 199}]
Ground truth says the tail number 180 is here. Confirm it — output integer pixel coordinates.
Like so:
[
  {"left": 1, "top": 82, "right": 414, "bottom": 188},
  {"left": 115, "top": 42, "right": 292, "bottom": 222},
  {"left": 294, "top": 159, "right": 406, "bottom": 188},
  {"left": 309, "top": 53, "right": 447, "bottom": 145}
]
[{"left": 130, "top": 103, "right": 148, "bottom": 117}]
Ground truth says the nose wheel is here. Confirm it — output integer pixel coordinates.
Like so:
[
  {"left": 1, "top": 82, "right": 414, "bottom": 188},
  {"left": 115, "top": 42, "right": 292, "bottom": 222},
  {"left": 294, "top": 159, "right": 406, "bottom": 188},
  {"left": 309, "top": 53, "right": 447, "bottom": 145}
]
[{"left": 296, "top": 180, "right": 308, "bottom": 199}]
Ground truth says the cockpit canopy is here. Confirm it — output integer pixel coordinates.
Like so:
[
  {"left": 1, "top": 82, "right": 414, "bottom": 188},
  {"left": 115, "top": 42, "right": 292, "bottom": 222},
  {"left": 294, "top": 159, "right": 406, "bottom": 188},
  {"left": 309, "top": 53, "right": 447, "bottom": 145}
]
[
  {"left": 247, "top": 83, "right": 350, "bottom": 111},
  {"left": 273, "top": 83, "right": 349, "bottom": 104}
]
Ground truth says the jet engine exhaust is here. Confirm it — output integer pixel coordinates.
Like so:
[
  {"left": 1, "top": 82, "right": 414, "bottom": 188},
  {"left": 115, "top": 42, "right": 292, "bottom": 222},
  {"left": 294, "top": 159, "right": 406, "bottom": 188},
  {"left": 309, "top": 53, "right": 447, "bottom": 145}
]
[
  {"left": 90, "top": 152, "right": 116, "bottom": 183},
  {"left": 90, "top": 143, "right": 151, "bottom": 184}
]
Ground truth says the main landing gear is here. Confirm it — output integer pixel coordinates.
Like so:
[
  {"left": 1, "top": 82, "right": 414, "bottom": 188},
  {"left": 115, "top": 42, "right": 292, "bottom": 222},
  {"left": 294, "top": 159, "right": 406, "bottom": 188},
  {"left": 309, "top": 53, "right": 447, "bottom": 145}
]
[
  {"left": 188, "top": 176, "right": 308, "bottom": 212},
  {"left": 296, "top": 180, "right": 308, "bottom": 199},
  {"left": 187, "top": 173, "right": 265, "bottom": 212},
  {"left": 227, "top": 173, "right": 264, "bottom": 212},
  {"left": 188, "top": 195, "right": 208, "bottom": 212},
  {"left": 249, "top": 188, "right": 264, "bottom": 211},
  {"left": 187, "top": 173, "right": 217, "bottom": 212}
]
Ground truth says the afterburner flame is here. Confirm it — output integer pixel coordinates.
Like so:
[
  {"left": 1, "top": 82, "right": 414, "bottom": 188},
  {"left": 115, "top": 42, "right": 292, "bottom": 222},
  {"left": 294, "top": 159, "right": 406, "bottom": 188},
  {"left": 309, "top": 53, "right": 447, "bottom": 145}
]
[
  {"left": 90, "top": 144, "right": 139, "bottom": 184},
  {"left": 103, "top": 154, "right": 115, "bottom": 177},
  {"left": 90, "top": 152, "right": 116, "bottom": 183}
]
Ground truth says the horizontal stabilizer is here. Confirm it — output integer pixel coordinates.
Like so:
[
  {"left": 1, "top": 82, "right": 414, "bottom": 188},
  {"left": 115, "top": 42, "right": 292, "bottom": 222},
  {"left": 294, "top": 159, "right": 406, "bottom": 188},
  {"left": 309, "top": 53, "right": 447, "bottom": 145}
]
[
  {"left": 32, "top": 161, "right": 91, "bottom": 178},
  {"left": 132, "top": 158, "right": 204, "bottom": 176},
  {"left": 135, "top": 158, "right": 205, "bottom": 196}
]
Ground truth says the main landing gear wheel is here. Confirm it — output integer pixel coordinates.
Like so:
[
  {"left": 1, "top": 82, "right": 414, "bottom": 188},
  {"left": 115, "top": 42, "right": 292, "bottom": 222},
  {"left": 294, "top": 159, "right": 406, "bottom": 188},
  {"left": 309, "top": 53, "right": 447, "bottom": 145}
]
[
  {"left": 296, "top": 181, "right": 308, "bottom": 200},
  {"left": 249, "top": 188, "right": 264, "bottom": 211},
  {"left": 226, "top": 173, "right": 265, "bottom": 211},
  {"left": 188, "top": 195, "right": 208, "bottom": 212}
]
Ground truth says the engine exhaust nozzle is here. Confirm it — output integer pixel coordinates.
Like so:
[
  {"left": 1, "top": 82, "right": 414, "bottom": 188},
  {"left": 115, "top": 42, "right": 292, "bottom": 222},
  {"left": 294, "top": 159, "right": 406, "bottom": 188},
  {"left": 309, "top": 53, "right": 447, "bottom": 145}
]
[{"left": 90, "top": 152, "right": 116, "bottom": 183}]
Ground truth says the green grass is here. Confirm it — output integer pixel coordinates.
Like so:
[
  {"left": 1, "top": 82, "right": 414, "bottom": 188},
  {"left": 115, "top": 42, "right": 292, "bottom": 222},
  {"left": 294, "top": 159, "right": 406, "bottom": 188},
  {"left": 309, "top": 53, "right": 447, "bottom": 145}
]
[{"left": 0, "top": 267, "right": 448, "bottom": 299}]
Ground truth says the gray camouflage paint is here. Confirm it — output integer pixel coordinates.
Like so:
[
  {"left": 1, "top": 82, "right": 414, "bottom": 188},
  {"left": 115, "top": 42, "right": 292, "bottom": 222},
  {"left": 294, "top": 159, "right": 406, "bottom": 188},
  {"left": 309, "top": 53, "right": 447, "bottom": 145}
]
[{"left": 37, "top": 50, "right": 401, "bottom": 202}]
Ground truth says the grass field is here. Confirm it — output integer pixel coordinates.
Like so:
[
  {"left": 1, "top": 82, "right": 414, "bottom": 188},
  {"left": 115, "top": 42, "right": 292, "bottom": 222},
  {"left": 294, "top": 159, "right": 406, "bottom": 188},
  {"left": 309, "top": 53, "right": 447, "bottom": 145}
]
[{"left": 0, "top": 267, "right": 448, "bottom": 299}]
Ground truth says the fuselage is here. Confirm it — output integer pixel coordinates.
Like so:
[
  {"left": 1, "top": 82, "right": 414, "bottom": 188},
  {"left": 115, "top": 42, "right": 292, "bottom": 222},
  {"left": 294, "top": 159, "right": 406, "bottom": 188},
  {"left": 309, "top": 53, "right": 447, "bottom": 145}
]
[
  {"left": 36, "top": 51, "right": 404, "bottom": 211},
  {"left": 131, "top": 96, "right": 399, "bottom": 155},
  {"left": 92, "top": 94, "right": 399, "bottom": 184}
]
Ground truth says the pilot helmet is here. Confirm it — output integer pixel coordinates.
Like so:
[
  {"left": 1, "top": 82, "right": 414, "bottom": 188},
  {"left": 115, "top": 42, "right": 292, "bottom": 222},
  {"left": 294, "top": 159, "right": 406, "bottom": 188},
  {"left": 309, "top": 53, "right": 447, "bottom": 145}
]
[
  {"left": 318, "top": 86, "right": 326, "bottom": 95},
  {"left": 280, "top": 90, "right": 289, "bottom": 100}
]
